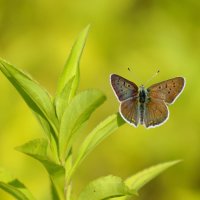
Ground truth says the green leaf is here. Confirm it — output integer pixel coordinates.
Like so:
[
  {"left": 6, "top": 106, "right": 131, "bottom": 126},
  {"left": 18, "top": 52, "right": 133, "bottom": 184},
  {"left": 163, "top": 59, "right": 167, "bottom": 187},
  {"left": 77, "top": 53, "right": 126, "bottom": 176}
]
[
  {"left": 16, "top": 138, "right": 48, "bottom": 156},
  {"left": 59, "top": 89, "right": 106, "bottom": 163},
  {"left": 55, "top": 25, "right": 90, "bottom": 101},
  {"left": 114, "top": 160, "right": 181, "bottom": 200},
  {"left": 0, "top": 59, "right": 58, "bottom": 140},
  {"left": 68, "top": 113, "right": 125, "bottom": 180},
  {"left": 125, "top": 160, "right": 181, "bottom": 192},
  {"left": 0, "top": 168, "right": 36, "bottom": 200},
  {"left": 35, "top": 114, "right": 59, "bottom": 162},
  {"left": 78, "top": 175, "right": 135, "bottom": 200},
  {"left": 54, "top": 76, "right": 75, "bottom": 120},
  {"left": 15, "top": 138, "right": 64, "bottom": 176},
  {"left": 16, "top": 139, "right": 65, "bottom": 200}
]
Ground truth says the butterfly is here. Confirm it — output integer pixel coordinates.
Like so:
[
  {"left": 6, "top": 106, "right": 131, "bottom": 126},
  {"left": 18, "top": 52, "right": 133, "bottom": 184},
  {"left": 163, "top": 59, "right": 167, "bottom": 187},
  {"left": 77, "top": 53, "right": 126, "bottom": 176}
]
[{"left": 110, "top": 74, "right": 185, "bottom": 128}]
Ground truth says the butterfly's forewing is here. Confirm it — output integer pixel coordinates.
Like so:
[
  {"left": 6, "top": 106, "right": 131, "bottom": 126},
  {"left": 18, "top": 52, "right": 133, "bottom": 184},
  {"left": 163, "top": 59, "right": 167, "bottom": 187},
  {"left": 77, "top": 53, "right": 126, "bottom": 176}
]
[
  {"left": 148, "top": 77, "right": 185, "bottom": 104},
  {"left": 110, "top": 74, "right": 138, "bottom": 101},
  {"left": 144, "top": 98, "right": 169, "bottom": 128},
  {"left": 110, "top": 74, "right": 139, "bottom": 126},
  {"left": 120, "top": 98, "right": 139, "bottom": 127}
]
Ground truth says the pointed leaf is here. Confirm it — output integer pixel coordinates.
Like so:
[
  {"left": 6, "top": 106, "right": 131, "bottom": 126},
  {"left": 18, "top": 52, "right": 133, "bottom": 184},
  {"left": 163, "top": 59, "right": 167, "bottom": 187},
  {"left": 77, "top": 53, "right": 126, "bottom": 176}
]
[
  {"left": 16, "top": 138, "right": 48, "bottom": 156},
  {"left": 59, "top": 89, "right": 106, "bottom": 162},
  {"left": 56, "top": 25, "right": 90, "bottom": 100},
  {"left": 125, "top": 160, "right": 181, "bottom": 192},
  {"left": 16, "top": 139, "right": 65, "bottom": 200},
  {"left": 35, "top": 114, "right": 58, "bottom": 161},
  {"left": 15, "top": 139, "right": 64, "bottom": 176},
  {"left": 0, "top": 59, "right": 58, "bottom": 139},
  {"left": 114, "top": 160, "right": 181, "bottom": 200},
  {"left": 78, "top": 175, "right": 135, "bottom": 200},
  {"left": 68, "top": 113, "right": 125, "bottom": 180},
  {"left": 0, "top": 168, "right": 36, "bottom": 200},
  {"left": 54, "top": 76, "right": 75, "bottom": 120}
]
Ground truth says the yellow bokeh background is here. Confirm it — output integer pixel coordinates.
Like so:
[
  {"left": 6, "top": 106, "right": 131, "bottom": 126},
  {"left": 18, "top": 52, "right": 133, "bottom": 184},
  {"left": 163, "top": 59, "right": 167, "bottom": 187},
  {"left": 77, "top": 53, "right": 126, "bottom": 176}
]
[{"left": 0, "top": 0, "right": 199, "bottom": 199}]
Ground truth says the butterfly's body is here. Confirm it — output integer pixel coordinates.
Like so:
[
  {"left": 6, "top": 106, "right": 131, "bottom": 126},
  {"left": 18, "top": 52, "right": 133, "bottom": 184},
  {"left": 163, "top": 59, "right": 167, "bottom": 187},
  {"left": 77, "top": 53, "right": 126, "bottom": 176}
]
[
  {"left": 125, "top": 86, "right": 150, "bottom": 125},
  {"left": 138, "top": 86, "right": 147, "bottom": 125},
  {"left": 110, "top": 74, "right": 185, "bottom": 128}
]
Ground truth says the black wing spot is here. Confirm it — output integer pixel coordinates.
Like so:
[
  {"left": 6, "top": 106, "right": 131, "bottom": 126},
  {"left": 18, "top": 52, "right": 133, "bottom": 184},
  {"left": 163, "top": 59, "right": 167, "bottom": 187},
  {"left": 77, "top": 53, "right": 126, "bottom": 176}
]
[
  {"left": 168, "top": 91, "right": 170, "bottom": 94},
  {"left": 159, "top": 86, "right": 161, "bottom": 89},
  {"left": 165, "top": 84, "right": 168, "bottom": 88}
]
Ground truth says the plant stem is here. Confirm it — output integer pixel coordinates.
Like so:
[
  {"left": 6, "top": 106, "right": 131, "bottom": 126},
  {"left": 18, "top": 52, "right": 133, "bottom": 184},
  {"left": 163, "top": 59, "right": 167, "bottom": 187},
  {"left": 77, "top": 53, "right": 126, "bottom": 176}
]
[
  {"left": 65, "top": 182, "right": 72, "bottom": 200},
  {"left": 65, "top": 147, "right": 73, "bottom": 200}
]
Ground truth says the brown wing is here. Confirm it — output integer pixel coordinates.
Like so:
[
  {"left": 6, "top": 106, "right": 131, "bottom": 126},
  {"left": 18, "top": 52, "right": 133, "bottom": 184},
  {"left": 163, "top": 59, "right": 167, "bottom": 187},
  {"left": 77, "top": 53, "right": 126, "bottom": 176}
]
[
  {"left": 120, "top": 97, "right": 139, "bottom": 127},
  {"left": 144, "top": 98, "right": 169, "bottom": 128},
  {"left": 110, "top": 74, "right": 138, "bottom": 101},
  {"left": 148, "top": 77, "right": 185, "bottom": 104}
]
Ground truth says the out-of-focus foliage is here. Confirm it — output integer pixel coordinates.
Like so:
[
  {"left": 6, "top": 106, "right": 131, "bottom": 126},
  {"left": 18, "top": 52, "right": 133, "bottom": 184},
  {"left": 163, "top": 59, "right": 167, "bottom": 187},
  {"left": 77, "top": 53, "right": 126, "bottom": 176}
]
[{"left": 0, "top": 0, "right": 198, "bottom": 199}]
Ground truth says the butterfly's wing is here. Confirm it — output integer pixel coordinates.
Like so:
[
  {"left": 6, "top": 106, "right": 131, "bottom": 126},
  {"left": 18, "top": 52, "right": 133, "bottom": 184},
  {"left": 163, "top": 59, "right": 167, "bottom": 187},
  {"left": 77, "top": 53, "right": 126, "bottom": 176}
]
[
  {"left": 110, "top": 74, "right": 138, "bottom": 101},
  {"left": 120, "top": 97, "right": 139, "bottom": 127},
  {"left": 144, "top": 77, "right": 185, "bottom": 128},
  {"left": 147, "top": 77, "right": 185, "bottom": 104},
  {"left": 110, "top": 74, "right": 139, "bottom": 126},
  {"left": 144, "top": 98, "right": 169, "bottom": 128}
]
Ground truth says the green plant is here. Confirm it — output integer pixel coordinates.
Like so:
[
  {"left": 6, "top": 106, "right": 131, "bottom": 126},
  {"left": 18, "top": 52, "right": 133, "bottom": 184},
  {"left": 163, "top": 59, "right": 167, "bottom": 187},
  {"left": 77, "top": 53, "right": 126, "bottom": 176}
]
[{"left": 0, "top": 26, "right": 180, "bottom": 200}]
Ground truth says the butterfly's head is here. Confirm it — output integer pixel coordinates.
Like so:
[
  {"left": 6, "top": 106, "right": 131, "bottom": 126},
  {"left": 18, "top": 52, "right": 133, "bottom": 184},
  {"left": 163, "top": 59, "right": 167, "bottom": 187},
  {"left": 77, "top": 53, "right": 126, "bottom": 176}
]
[
  {"left": 138, "top": 84, "right": 148, "bottom": 97},
  {"left": 139, "top": 84, "right": 145, "bottom": 90}
]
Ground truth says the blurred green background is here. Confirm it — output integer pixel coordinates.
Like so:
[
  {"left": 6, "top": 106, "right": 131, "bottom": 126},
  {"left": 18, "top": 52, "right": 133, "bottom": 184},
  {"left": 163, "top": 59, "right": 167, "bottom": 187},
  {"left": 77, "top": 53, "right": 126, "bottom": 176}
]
[{"left": 0, "top": 0, "right": 199, "bottom": 199}]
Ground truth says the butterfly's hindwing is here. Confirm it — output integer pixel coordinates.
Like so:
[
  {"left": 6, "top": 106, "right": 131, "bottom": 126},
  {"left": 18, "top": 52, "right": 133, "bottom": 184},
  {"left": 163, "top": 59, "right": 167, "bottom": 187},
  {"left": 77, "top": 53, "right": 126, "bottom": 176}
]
[
  {"left": 110, "top": 74, "right": 138, "bottom": 101},
  {"left": 144, "top": 98, "right": 169, "bottom": 128},
  {"left": 120, "top": 97, "right": 139, "bottom": 127},
  {"left": 148, "top": 77, "right": 185, "bottom": 104}
]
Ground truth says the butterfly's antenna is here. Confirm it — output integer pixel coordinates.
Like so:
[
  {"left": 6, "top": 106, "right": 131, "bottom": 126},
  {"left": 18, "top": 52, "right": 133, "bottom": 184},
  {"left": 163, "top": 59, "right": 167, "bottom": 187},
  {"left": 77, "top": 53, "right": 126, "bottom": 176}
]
[
  {"left": 143, "top": 70, "right": 160, "bottom": 86},
  {"left": 127, "top": 67, "right": 142, "bottom": 85}
]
